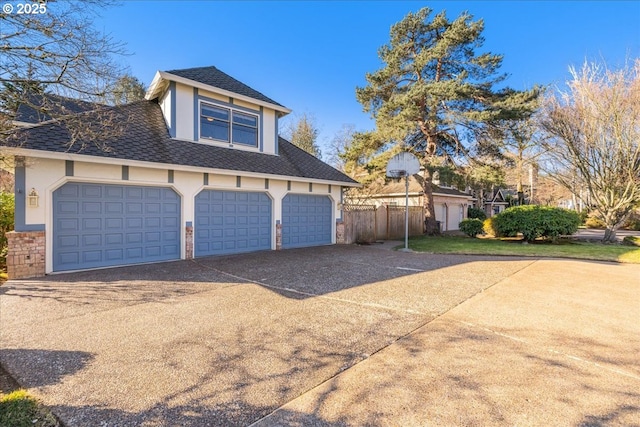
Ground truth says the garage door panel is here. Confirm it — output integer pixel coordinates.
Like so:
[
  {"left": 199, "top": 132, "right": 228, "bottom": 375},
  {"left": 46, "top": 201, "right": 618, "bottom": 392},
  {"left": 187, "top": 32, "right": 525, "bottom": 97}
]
[
  {"left": 105, "top": 202, "right": 122, "bottom": 214},
  {"left": 83, "top": 186, "right": 102, "bottom": 198},
  {"left": 83, "top": 218, "right": 101, "bottom": 230},
  {"left": 195, "top": 190, "right": 271, "bottom": 257},
  {"left": 59, "top": 235, "right": 78, "bottom": 248},
  {"left": 105, "top": 249, "right": 123, "bottom": 261},
  {"left": 105, "top": 186, "right": 123, "bottom": 198},
  {"left": 53, "top": 183, "right": 181, "bottom": 272},
  {"left": 105, "top": 233, "right": 123, "bottom": 245},
  {"left": 282, "top": 194, "right": 332, "bottom": 249},
  {"left": 83, "top": 251, "right": 102, "bottom": 263}
]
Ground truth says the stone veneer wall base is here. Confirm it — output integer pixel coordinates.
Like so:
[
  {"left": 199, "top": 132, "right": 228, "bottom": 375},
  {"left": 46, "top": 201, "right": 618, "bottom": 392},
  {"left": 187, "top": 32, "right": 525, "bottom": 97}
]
[{"left": 6, "top": 231, "right": 46, "bottom": 279}]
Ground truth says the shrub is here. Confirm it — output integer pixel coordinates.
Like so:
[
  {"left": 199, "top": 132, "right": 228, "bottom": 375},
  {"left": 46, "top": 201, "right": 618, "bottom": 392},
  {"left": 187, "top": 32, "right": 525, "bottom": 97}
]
[
  {"left": 467, "top": 206, "right": 487, "bottom": 221},
  {"left": 492, "top": 205, "right": 581, "bottom": 242},
  {"left": 622, "top": 235, "right": 640, "bottom": 247},
  {"left": 622, "top": 212, "right": 640, "bottom": 231},
  {"left": 0, "top": 192, "right": 15, "bottom": 269},
  {"left": 483, "top": 217, "right": 498, "bottom": 237},
  {"left": 459, "top": 218, "right": 484, "bottom": 237},
  {"left": 584, "top": 216, "right": 605, "bottom": 229}
]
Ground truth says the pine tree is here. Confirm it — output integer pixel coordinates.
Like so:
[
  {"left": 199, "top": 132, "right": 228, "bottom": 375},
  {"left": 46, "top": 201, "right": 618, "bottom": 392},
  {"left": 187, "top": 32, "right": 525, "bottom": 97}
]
[
  {"left": 285, "top": 113, "right": 322, "bottom": 158},
  {"left": 352, "top": 7, "right": 539, "bottom": 234}
]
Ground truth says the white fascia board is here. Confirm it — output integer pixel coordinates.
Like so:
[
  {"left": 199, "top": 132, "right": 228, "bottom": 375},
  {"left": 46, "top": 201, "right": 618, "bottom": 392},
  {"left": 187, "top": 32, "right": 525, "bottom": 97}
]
[
  {"left": 433, "top": 192, "right": 474, "bottom": 199},
  {"left": 145, "top": 71, "right": 170, "bottom": 101},
  {"left": 9, "top": 147, "right": 360, "bottom": 187},
  {"left": 147, "top": 71, "right": 291, "bottom": 116},
  {"left": 374, "top": 191, "right": 472, "bottom": 199}
]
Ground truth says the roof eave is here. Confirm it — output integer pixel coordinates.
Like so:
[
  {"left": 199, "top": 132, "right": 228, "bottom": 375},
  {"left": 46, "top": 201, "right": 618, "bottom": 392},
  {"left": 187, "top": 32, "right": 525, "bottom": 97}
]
[{"left": 4, "top": 147, "right": 360, "bottom": 187}]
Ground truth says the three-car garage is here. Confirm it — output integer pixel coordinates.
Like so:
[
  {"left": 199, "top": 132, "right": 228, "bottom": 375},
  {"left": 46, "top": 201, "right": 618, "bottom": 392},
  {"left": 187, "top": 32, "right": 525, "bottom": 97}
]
[{"left": 51, "top": 184, "right": 335, "bottom": 272}]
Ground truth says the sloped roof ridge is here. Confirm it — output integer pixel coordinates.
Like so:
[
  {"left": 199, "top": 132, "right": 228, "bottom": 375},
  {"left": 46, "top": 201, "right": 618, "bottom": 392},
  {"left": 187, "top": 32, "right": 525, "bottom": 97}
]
[{"left": 165, "top": 65, "right": 284, "bottom": 107}]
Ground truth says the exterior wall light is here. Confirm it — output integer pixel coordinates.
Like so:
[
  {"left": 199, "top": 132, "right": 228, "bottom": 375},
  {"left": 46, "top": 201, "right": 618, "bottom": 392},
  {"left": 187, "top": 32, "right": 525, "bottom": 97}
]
[{"left": 27, "top": 188, "right": 39, "bottom": 208}]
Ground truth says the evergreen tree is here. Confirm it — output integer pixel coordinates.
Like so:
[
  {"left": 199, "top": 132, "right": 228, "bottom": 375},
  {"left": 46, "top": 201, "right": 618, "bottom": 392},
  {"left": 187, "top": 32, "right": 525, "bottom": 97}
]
[
  {"left": 284, "top": 113, "right": 322, "bottom": 158},
  {"left": 351, "top": 7, "right": 540, "bottom": 234},
  {"left": 107, "top": 74, "right": 147, "bottom": 106}
]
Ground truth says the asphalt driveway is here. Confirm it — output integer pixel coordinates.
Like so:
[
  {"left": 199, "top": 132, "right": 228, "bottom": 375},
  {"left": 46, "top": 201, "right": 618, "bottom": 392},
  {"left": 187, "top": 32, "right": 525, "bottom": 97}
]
[{"left": 1, "top": 245, "right": 638, "bottom": 426}]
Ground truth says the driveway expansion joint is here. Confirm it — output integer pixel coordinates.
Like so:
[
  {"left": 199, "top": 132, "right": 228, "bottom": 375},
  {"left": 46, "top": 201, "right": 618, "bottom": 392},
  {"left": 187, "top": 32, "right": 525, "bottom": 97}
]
[{"left": 456, "top": 320, "right": 640, "bottom": 381}]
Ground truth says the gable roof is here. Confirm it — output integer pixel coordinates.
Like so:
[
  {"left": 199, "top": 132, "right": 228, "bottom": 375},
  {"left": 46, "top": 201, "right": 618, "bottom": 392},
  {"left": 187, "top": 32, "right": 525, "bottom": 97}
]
[
  {"left": 4, "top": 100, "right": 358, "bottom": 185},
  {"left": 14, "top": 93, "right": 102, "bottom": 125},
  {"left": 166, "top": 66, "right": 284, "bottom": 107}
]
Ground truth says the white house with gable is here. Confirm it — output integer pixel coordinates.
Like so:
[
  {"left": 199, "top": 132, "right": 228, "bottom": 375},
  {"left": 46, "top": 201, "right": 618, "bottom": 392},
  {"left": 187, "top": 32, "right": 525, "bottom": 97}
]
[{"left": 3, "top": 66, "right": 359, "bottom": 278}]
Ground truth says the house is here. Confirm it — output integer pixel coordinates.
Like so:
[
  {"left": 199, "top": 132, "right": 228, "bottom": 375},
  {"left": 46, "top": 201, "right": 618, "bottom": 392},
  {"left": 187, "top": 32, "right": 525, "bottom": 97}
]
[
  {"left": 348, "top": 176, "right": 474, "bottom": 231},
  {"left": 484, "top": 188, "right": 514, "bottom": 217},
  {"left": 3, "top": 65, "right": 359, "bottom": 279}
]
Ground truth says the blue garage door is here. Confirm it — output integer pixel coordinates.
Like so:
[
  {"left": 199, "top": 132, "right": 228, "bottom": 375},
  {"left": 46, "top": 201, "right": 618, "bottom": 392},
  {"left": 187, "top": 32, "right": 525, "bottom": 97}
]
[
  {"left": 195, "top": 190, "right": 271, "bottom": 257},
  {"left": 282, "top": 194, "right": 332, "bottom": 249},
  {"left": 53, "top": 183, "right": 181, "bottom": 272}
]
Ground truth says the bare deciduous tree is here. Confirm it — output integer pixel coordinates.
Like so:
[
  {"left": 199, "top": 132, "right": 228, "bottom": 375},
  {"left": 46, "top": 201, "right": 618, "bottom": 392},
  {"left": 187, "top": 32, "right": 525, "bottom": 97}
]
[
  {"left": 542, "top": 60, "right": 640, "bottom": 242},
  {"left": 0, "top": 0, "right": 129, "bottom": 149}
]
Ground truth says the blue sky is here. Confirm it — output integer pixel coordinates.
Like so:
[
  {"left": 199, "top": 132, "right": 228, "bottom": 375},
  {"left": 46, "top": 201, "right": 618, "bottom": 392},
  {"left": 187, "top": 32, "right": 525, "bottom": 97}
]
[{"left": 92, "top": 1, "right": 640, "bottom": 157}]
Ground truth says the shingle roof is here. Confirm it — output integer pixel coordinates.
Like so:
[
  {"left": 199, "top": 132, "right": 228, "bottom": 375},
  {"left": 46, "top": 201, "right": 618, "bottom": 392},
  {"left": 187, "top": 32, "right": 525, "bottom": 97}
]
[
  {"left": 165, "top": 66, "right": 284, "bottom": 107},
  {"left": 379, "top": 176, "right": 472, "bottom": 197},
  {"left": 14, "top": 93, "right": 102, "bottom": 124},
  {"left": 5, "top": 100, "right": 357, "bottom": 185}
]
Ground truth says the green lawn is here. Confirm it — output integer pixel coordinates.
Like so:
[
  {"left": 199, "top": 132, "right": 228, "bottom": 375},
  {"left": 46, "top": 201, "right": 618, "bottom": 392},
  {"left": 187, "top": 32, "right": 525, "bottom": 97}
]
[
  {"left": 0, "top": 390, "right": 60, "bottom": 427},
  {"left": 406, "top": 235, "right": 640, "bottom": 264}
]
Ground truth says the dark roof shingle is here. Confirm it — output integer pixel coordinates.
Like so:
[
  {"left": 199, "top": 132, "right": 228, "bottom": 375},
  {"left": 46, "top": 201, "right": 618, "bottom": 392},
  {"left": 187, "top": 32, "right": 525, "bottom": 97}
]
[
  {"left": 15, "top": 93, "right": 102, "bottom": 124},
  {"left": 6, "top": 100, "right": 356, "bottom": 184},
  {"left": 166, "top": 66, "right": 284, "bottom": 107}
]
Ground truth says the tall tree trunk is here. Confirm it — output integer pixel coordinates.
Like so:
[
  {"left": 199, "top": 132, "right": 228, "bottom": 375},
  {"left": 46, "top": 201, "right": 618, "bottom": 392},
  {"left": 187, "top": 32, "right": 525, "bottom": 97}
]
[
  {"left": 422, "top": 168, "right": 439, "bottom": 235},
  {"left": 603, "top": 228, "right": 617, "bottom": 243}
]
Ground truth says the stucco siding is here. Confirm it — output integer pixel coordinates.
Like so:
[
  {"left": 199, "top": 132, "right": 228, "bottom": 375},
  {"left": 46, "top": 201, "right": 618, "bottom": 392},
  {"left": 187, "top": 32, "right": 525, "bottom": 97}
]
[
  {"left": 18, "top": 154, "right": 343, "bottom": 273},
  {"left": 261, "top": 109, "right": 276, "bottom": 154},
  {"left": 175, "top": 82, "right": 194, "bottom": 141}
]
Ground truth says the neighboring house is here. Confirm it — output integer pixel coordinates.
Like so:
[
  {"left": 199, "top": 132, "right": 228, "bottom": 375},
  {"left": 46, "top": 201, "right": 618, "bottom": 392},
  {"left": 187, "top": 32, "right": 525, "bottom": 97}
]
[
  {"left": 348, "top": 176, "right": 474, "bottom": 231},
  {"left": 484, "top": 188, "right": 514, "bottom": 217},
  {"left": 3, "top": 65, "right": 358, "bottom": 278}
]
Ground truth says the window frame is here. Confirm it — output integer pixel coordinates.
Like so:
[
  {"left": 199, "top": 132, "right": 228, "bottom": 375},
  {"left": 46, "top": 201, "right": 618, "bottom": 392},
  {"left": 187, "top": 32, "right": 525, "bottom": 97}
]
[{"left": 199, "top": 100, "right": 259, "bottom": 148}]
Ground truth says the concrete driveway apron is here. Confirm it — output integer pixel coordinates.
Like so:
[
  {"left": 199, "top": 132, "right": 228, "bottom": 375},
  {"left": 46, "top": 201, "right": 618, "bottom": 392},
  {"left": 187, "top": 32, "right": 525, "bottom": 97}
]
[{"left": 1, "top": 245, "right": 638, "bottom": 426}]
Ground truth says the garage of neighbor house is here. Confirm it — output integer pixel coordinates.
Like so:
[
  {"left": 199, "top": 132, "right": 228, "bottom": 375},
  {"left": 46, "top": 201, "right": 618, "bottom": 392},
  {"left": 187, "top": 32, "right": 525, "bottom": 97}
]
[{"left": 3, "top": 65, "right": 359, "bottom": 279}]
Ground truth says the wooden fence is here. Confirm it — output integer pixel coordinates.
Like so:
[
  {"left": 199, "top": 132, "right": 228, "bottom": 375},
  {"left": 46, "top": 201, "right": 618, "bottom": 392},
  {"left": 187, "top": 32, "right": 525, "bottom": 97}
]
[{"left": 342, "top": 205, "right": 425, "bottom": 244}]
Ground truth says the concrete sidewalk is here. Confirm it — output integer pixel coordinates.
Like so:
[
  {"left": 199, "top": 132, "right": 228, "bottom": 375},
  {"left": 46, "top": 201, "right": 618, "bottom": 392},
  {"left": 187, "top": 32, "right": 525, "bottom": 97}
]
[{"left": 1, "top": 246, "right": 638, "bottom": 426}]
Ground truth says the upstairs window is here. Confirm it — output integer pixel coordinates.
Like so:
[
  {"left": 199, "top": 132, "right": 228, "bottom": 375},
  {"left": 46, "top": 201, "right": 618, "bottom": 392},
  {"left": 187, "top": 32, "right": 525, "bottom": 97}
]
[
  {"left": 232, "top": 112, "right": 258, "bottom": 146},
  {"left": 200, "top": 102, "right": 258, "bottom": 147},
  {"left": 201, "top": 105, "right": 230, "bottom": 142}
]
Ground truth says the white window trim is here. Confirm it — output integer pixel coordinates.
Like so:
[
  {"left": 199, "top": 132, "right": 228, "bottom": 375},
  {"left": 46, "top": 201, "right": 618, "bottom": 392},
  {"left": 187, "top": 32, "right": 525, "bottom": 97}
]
[{"left": 198, "top": 100, "right": 260, "bottom": 149}]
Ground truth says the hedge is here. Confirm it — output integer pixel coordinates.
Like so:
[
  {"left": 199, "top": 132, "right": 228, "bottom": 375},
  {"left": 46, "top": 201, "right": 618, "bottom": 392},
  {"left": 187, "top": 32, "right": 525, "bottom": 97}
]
[
  {"left": 459, "top": 218, "right": 484, "bottom": 237},
  {"left": 491, "top": 205, "right": 580, "bottom": 242},
  {"left": 467, "top": 207, "right": 487, "bottom": 221},
  {"left": 0, "top": 192, "right": 14, "bottom": 269}
]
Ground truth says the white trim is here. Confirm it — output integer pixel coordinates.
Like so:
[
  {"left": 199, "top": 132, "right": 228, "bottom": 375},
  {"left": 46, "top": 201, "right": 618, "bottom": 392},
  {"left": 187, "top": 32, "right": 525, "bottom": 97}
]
[
  {"left": 7, "top": 148, "right": 361, "bottom": 187},
  {"left": 367, "top": 191, "right": 473, "bottom": 199}
]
